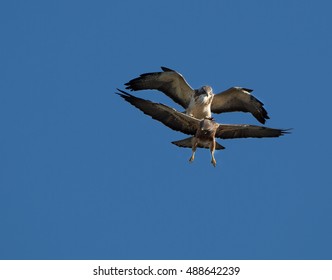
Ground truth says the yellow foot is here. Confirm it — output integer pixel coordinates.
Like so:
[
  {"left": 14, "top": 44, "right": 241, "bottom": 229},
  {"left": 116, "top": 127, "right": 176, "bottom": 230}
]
[{"left": 189, "top": 156, "right": 194, "bottom": 163}]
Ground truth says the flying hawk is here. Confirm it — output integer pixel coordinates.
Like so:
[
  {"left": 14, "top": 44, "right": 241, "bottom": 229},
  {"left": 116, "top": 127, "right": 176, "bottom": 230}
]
[
  {"left": 116, "top": 89, "right": 288, "bottom": 167},
  {"left": 125, "top": 66, "right": 269, "bottom": 124}
]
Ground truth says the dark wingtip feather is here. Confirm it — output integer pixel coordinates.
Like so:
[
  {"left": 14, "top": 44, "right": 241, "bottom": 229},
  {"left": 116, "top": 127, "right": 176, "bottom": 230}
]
[
  {"left": 252, "top": 99, "right": 270, "bottom": 124},
  {"left": 254, "top": 110, "right": 268, "bottom": 124},
  {"left": 124, "top": 82, "right": 133, "bottom": 91},
  {"left": 115, "top": 88, "right": 133, "bottom": 98},
  {"left": 124, "top": 77, "right": 142, "bottom": 91},
  {"left": 281, "top": 128, "right": 292, "bottom": 135},
  {"left": 259, "top": 107, "right": 270, "bottom": 124},
  {"left": 161, "top": 66, "right": 175, "bottom": 72},
  {"left": 115, "top": 88, "right": 127, "bottom": 95},
  {"left": 243, "top": 88, "right": 254, "bottom": 93}
]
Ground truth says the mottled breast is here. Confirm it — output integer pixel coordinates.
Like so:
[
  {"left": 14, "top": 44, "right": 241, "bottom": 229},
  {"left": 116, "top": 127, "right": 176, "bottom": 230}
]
[{"left": 186, "top": 95, "right": 213, "bottom": 119}]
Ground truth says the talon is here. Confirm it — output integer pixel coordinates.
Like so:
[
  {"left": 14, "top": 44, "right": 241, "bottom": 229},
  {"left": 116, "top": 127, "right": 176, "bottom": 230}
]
[{"left": 211, "top": 158, "right": 216, "bottom": 167}]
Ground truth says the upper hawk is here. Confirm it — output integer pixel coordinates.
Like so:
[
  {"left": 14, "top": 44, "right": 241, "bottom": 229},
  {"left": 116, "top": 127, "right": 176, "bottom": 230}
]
[{"left": 125, "top": 66, "right": 269, "bottom": 124}]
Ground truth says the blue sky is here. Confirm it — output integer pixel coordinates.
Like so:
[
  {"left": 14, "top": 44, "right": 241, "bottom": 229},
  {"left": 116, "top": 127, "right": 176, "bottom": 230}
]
[{"left": 0, "top": 0, "right": 331, "bottom": 260}]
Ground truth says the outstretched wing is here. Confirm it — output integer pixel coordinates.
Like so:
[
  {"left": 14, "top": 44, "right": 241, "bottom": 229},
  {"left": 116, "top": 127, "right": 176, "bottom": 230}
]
[
  {"left": 116, "top": 89, "right": 199, "bottom": 136},
  {"left": 125, "top": 67, "right": 194, "bottom": 109},
  {"left": 215, "top": 123, "right": 290, "bottom": 139},
  {"left": 211, "top": 87, "right": 269, "bottom": 124}
]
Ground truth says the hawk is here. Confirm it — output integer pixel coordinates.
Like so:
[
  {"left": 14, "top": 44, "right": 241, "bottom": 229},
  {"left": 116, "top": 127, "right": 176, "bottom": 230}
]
[
  {"left": 125, "top": 66, "right": 269, "bottom": 123},
  {"left": 116, "top": 89, "right": 289, "bottom": 167}
]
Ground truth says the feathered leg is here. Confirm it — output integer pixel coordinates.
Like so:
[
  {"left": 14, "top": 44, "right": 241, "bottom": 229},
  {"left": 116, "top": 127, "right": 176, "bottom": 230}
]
[
  {"left": 210, "top": 141, "right": 217, "bottom": 167},
  {"left": 189, "top": 138, "right": 198, "bottom": 163}
]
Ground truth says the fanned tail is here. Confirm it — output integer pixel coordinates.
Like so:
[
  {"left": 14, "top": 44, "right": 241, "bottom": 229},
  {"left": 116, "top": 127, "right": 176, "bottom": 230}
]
[{"left": 171, "top": 137, "right": 225, "bottom": 150}]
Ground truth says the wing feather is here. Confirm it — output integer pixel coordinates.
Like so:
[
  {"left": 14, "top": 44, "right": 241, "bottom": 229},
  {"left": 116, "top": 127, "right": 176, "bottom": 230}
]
[
  {"left": 215, "top": 124, "right": 290, "bottom": 139},
  {"left": 124, "top": 67, "right": 194, "bottom": 108},
  {"left": 211, "top": 87, "right": 269, "bottom": 124},
  {"left": 116, "top": 89, "right": 198, "bottom": 135}
]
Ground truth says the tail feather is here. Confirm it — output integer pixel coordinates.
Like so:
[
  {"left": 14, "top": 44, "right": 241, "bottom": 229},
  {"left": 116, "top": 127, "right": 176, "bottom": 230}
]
[{"left": 171, "top": 137, "right": 225, "bottom": 150}]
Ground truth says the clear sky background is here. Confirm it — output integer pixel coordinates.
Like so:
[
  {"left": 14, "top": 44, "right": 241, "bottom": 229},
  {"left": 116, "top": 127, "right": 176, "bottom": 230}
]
[{"left": 1, "top": 0, "right": 331, "bottom": 260}]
